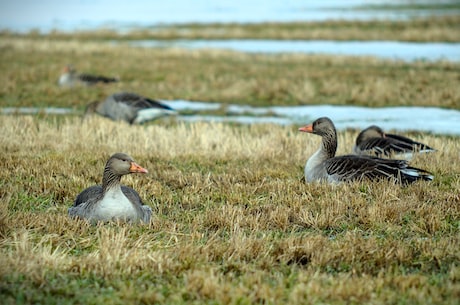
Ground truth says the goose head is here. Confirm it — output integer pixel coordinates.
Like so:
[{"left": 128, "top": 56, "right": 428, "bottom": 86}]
[
  {"left": 298, "top": 117, "right": 335, "bottom": 137},
  {"left": 62, "top": 64, "right": 76, "bottom": 74},
  {"left": 356, "top": 125, "right": 385, "bottom": 144},
  {"left": 107, "top": 153, "right": 148, "bottom": 176}
]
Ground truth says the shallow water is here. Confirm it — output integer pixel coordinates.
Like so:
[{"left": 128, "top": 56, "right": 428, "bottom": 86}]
[
  {"left": 3, "top": 103, "right": 459, "bottom": 136},
  {"left": 1, "top": 0, "right": 458, "bottom": 33},
  {"left": 1, "top": 107, "right": 74, "bottom": 115},
  {"left": 168, "top": 101, "right": 460, "bottom": 135},
  {"left": 3, "top": 1, "right": 458, "bottom": 64},
  {"left": 128, "top": 39, "right": 460, "bottom": 62}
]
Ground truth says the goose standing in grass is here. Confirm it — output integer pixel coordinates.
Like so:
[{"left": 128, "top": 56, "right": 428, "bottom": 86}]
[
  {"left": 69, "top": 153, "right": 152, "bottom": 224},
  {"left": 298, "top": 117, "right": 434, "bottom": 184},
  {"left": 58, "top": 65, "right": 119, "bottom": 87},
  {"left": 84, "top": 92, "right": 176, "bottom": 124},
  {"left": 354, "top": 125, "right": 436, "bottom": 158}
]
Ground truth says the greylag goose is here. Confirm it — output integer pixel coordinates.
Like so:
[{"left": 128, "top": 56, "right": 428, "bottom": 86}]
[
  {"left": 84, "top": 92, "right": 176, "bottom": 124},
  {"left": 354, "top": 125, "right": 436, "bottom": 158},
  {"left": 58, "top": 65, "right": 119, "bottom": 87},
  {"left": 299, "top": 117, "right": 434, "bottom": 184},
  {"left": 68, "top": 153, "right": 152, "bottom": 224}
]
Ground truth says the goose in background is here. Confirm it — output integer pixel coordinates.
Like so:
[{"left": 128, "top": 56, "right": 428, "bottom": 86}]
[
  {"left": 84, "top": 92, "right": 177, "bottom": 124},
  {"left": 69, "top": 153, "right": 152, "bottom": 224},
  {"left": 298, "top": 117, "right": 433, "bottom": 184},
  {"left": 354, "top": 125, "right": 436, "bottom": 158},
  {"left": 58, "top": 65, "right": 119, "bottom": 87}
]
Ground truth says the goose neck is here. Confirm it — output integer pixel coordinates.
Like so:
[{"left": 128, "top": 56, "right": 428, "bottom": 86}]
[
  {"left": 102, "top": 166, "right": 122, "bottom": 193},
  {"left": 321, "top": 130, "right": 337, "bottom": 159}
]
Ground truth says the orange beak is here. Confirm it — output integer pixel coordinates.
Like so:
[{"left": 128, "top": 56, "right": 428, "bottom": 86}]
[
  {"left": 298, "top": 124, "right": 314, "bottom": 133},
  {"left": 129, "top": 162, "right": 148, "bottom": 174}
]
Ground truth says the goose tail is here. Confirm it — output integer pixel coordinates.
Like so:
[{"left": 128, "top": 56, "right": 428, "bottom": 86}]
[{"left": 401, "top": 166, "right": 434, "bottom": 183}]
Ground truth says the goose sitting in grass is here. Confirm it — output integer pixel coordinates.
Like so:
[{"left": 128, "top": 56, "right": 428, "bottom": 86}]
[
  {"left": 68, "top": 153, "right": 152, "bottom": 224},
  {"left": 58, "top": 65, "right": 119, "bottom": 87},
  {"left": 354, "top": 125, "right": 436, "bottom": 159},
  {"left": 298, "top": 117, "right": 434, "bottom": 184},
  {"left": 84, "top": 92, "right": 176, "bottom": 124}
]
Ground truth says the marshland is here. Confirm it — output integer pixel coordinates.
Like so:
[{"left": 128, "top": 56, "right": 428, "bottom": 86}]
[{"left": 1, "top": 1, "right": 460, "bottom": 304}]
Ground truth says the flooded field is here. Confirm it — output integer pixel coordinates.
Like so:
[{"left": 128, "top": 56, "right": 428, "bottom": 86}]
[
  {"left": 3, "top": 102, "right": 460, "bottom": 135},
  {"left": 127, "top": 39, "right": 460, "bottom": 62},
  {"left": 1, "top": 1, "right": 458, "bottom": 133},
  {"left": 1, "top": 0, "right": 459, "bottom": 32}
]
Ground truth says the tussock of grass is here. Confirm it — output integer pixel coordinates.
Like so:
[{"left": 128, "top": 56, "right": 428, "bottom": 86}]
[{"left": 1, "top": 116, "right": 459, "bottom": 304}]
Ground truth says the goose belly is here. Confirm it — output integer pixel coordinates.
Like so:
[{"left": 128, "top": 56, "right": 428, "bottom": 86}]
[
  {"left": 305, "top": 149, "right": 326, "bottom": 182},
  {"left": 94, "top": 189, "right": 138, "bottom": 221},
  {"left": 58, "top": 74, "right": 74, "bottom": 86},
  {"left": 134, "top": 108, "right": 174, "bottom": 124}
]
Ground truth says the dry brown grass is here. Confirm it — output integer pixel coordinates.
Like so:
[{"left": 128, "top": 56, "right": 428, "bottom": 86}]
[
  {"left": 1, "top": 21, "right": 459, "bottom": 302},
  {"left": 0, "top": 115, "right": 459, "bottom": 304}
]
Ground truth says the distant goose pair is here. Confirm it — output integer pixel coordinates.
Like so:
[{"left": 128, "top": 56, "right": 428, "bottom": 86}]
[
  {"left": 299, "top": 117, "right": 434, "bottom": 184},
  {"left": 58, "top": 65, "right": 119, "bottom": 87}
]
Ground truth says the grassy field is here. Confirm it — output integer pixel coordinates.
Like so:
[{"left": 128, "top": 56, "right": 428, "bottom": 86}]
[
  {"left": 3, "top": 15, "right": 460, "bottom": 42},
  {"left": 1, "top": 14, "right": 460, "bottom": 303},
  {"left": 0, "top": 115, "right": 459, "bottom": 304},
  {"left": 0, "top": 37, "right": 459, "bottom": 111}
]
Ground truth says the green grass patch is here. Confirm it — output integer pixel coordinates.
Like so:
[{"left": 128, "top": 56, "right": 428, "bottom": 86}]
[{"left": 0, "top": 116, "right": 458, "bottom": 304}]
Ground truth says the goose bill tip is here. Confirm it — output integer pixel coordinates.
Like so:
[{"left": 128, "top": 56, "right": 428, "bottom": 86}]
[
  {"left": 298, "top": 124, "right": 313, "bottom": 133},
  {"left": 130, "top": 162, "right": 148, "bottom": 174}
]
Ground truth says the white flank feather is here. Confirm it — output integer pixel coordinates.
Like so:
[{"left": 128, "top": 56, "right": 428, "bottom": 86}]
[{"left": 134, "top": 108, "right": 176, "bottom": 124}]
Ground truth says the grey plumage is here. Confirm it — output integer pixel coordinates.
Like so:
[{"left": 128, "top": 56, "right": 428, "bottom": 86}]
[
  {"left": 299, "top": 117, "right": 434, "bottom": 184},
  {"left": 84, "top": 92, "right": 176, "bottom": 124},
  {"left": 354, "top": 125, "right": 436, "bottom": 158},
  {"left": 58, "top": 65, "right": 118, "bottom": 87},
  {"left": 68, "top": 153, "right": 151, "bottom": 224}
]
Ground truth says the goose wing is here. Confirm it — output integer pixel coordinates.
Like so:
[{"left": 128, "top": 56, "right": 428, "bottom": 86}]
[
  {"left": 78, "top": 73, "right": 118, "bottom": 84},
  {"left": 113, "top": 92, "right": 173, "bottom": 111},
  {"left": 324, "top": 155, "right": 433, "bottom": 183},
  {"left": 357, "top": 137, "right": 421, "bottom": 157},
  {"left": 121, "top": 186, "right": 152, "bottom": 223},
  {"left": 69, "top": 185, "right": 103, "bottom": 218},
  {"left": 120, "top": 185, "right": 145, "bottom": 206},
  {"left": 387, "top": 133, "right": 436, "bottom": 152},
  {"left": 324, "top": 155, "right": 407, "bottom": 182},
  {"left": 73, "top": 185, "right": 102, "bottom": 207}
]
